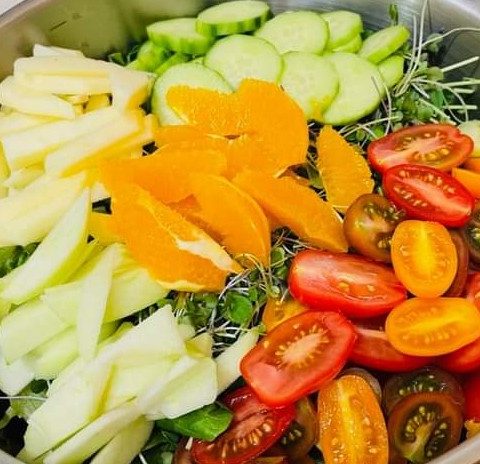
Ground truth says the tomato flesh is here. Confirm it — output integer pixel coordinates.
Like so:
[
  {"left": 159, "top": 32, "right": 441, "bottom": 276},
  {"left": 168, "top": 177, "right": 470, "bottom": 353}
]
[
  {"left": 350, "top": 325, "right": 431, "bottom": 373},
  {"left": 461, "top": 203, "right": 480, "bottom": 264},
  {"left": 391, "top": 220, "right": 457, "bottom": 298},
  {"left": 241, "top": 311, "right": 356, "bottom": 407},
  {"left": 383, "top": 164, "right": 474, "bottom": 227},
  {"left": 192, "top": 387, "right": 295, "bottom": 464},
  {"left": 466, "top": 272, "right": 480, "bottom": 310},
  {"left": 288, "top": 250, "right": 407, "bottom": 318},
  {"left": 343, "top": 193, "right": 404, "bottom": 263},
  {"left": 463, "top": 373, "right": 480, "bottom": 422},
  {"left": 318, "top": 375, "right": 389, "bottom": 464},
  {"left": 368, "top": 124, "right": 473, "bottom": 173},
  {"left": 444, "top": 230, "right": 469, "bottom": 297},
  {"left": 262, "top": 298, "right": 307, "bottom": 332},
  {"left": 388, "top": 392, "right": 463, "bottom": 464},
  {"left": 385, "top": 297, "right": 480, "bottom": 356}
]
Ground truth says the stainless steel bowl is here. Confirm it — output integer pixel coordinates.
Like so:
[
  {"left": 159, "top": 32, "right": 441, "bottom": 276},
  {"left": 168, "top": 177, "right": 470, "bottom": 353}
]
[{"left": 1, "top": 0, "right": 480, "bottom": 463}]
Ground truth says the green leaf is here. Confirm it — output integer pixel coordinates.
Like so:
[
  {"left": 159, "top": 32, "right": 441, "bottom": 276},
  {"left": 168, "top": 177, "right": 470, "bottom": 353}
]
[
  {"left": 143, "top": 429, "right": 180, "bottom": 453},
  {"left": 223, "top": 292, "right": 254, "bottom": 326},
  {"left": 9, "top": 381, "right": 47, "bottom": 421},
  {"left": 107, "top": 52, "right": 126, "bottom": 66},
  {"left": 156, "top": 403, "right": 233, "bottom": 442},
  {"left": 186, "top": 293, "right": 218, "bottom": 329},
  {"left": 389, "top": 4, "right": 399, "bottom": 25},
  {"left": 0, "top": 243, "right": 38, "bottom": 278}
]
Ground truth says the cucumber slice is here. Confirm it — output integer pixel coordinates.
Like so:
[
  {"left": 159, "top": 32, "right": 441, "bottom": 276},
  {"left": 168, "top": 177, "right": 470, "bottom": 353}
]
[
  {"left": 154, "top": 52, "right": 189, "bottom": 76},
  {"left": 332, "top": 34, "right": 363, "bottom": 53},
  {"left": 255, "top": 11, "right": 329, "bottom": 54},
  {"left": 197, "top": 0, "right": 270, "bottom": 36},
  {"left": 358, "top": 25, "right": 410, "bottom": 64},
  {"left": 204, "top": 34, "right": 282, "bottom": 89},
  {"left": 321, "top": 10, "right": 363, "bottom": 49},
  {"left": 378, "top": 55, "right": 405, "bottom": 88},
  {"left": 136, "top": 41, "right": 170, "bottom": 72},
  {"left": 322, "top": 53, "right": 383, "bottom": 125},
  {"left": 147, "top": 18, "right": 214, "bottom": 55},
  {"left": 151, "top": 63, "right": 231, "bottom": 125},
  {"left": 280, "top": 52, "right": 339, "bottom": 121}
]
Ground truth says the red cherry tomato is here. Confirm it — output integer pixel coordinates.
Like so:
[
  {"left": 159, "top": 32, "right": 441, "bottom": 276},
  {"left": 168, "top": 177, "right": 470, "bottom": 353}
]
[
  {"left": 437, "top": 337, "right": 480, "bottom": 373},
  {"left": 241, "top": 311, "right": 356, "bottom": 407},
  {"left": 445, "top": 230, "right": 469, "bottom": 297},
  {"left": 350, "top": 325, "right": 431, "bottom": 373},
  {"left": 383, "top": 164, "right": 475, "bottom": 227},
  {"left": 191, "top": 386, "right": 295, "bottom": 464},
  {"left": 464, "top": 373, "right": 480, "bottom": 422},
  {"left": 288, "top": 250, "right": 407, "bottom": 318},
  {"left": 368, "top": 123, "right": 473, "bottom": 173},
  {"left": 466, "top": 273, "right": 480, "bottom": 310}
]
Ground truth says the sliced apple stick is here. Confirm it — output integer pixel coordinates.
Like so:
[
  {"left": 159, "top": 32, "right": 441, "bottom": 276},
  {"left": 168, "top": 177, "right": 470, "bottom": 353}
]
[
  {"left": 3, "top": 164, "right": 44, "bottom": 189},
  {"left": 0, "top": 76, "right": 75, "bottom": 119},
  {"left": 0, "top": 351, "right": 34, "bottom": 396},
  {"left": 45, "top": 111, "right": 144, "bottom": 176},
  {"left": 109, "top": 65, "right": 154, "bottom": 110},
  {"left": 1, "top": 106, "right": 120, "bottom": 170},
  {"left": 33, "top": 44, "right": 85, "bottom": 57},
  {"left": 14, "top": 56, "right": 109, "bottom": 77},
  {"left": 0, "top": 112, "right": 54, "bottom": 137}
]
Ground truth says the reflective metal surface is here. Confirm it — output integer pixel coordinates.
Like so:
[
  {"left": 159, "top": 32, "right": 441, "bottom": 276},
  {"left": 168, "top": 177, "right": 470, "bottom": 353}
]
[{"left": 1, "top": 0, "right": 480, "bottom": 463}]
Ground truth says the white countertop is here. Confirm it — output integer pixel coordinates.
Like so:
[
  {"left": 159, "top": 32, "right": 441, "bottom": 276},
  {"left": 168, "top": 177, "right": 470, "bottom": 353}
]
[{"left": 0, "top": 0, "right": 23, "bottom": 15}]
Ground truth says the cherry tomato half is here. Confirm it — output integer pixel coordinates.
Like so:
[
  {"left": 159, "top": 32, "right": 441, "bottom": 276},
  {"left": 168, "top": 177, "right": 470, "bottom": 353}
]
[
  {"left": 288, "top": 250, "right": 407, "bottom": 318},
  {"left": 452, "top": 167, "right": 480, "bottom": 198},
  {"left": 466, "top": 272, "right": 480, "bottom": 309},
  {"left": 277, "top": 398, "right": 317, "bottom": 460},
  {"left": 437, "top": 337, "right": 480, "bottom": 373},
  {"left": 343, "top": 193, "right": 404, "bottom": 263},
  {"left": 445, "top": 230, "right": 469, "bottom": 297},
  {"left": 383, "top": 366, "right": 465, "bottom": 415},
  {"left": 385, "top": 297, "right": 480, "bottom": 356},
  {"left": 388, "top": 392, "right": 463, "bottom": 464},
  {"left": 241, "top": 311, "right": 356, "bottom": 407},
  {"left": 368, "top": 124, "right": 473, "bottom": 173},
  {"left": 262, "top": 298, "right": 308, "bottom": 332},
  {"left": 350, "top": 325, "right": 431, "bottom": 373},
  {"left": 318, "top": 375, "right": 389, "bottom": 464},
  {"left": 391, "top": 220, "right": 457, "bottom": 298},
  {"left": 191, "top": 386, "right": 295, "bottom": 464},
  {"left": 464, "top": 373, "right": 480, "bottom": 439},
  {"left": 174, "top": 439, "right": 194, "bottom": 464},
  {"left": 383, "top": 164, "right": 474, "bottom": 227},
  {"left": 461, "top": 203, "right": 480, "bottom": 264}
]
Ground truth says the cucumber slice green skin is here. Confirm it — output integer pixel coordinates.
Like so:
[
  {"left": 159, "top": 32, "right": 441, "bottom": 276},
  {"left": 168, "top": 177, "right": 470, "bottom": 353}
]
[
  {"left": 358, "top": 25, "right": 410, "bottom": 64},
  {"left": 280, "top": 52, "right": 339, "bottom": 121},
  {"left": 147, "top": 18, "right": 214, "bottom": 55},
  {"left": 154, "top": 52, "right": 190, "bottom": 76},
  {"left": 136, "top": 41, "right": 170, "bottom": 72},
  {"left": 322, "top": 10, "right": 364, "bottom": 50},
  {"left": 255, "top": 11, "right": 329, "bottom": 55},
  {"left": 378, "top": 55, "right": 405, "bottom": 88},
  {"left": 151, "top": 63, "right": 232, "bottom": 126},
  {"left": 332, "top": 34, "right": 363, "bottom": 53},
  {"left": 197, "top": 0, "right": 271, "bottom": 36},
  {"left": 204, "top": 34, "right": 283, "bottom": 89},
  {"left": 322, "top": 52, "right": 384, "bottom": 126}
]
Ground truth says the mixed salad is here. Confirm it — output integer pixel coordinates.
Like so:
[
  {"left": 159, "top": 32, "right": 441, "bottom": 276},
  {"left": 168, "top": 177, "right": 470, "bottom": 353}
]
[{"left": 0, "top": 0, "right": 480, "bottom": 463}]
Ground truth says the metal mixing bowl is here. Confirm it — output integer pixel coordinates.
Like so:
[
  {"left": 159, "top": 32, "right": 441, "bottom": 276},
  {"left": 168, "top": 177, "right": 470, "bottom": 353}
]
[{"left": 1, "top": 0, "right": 480, "bottom": 463}]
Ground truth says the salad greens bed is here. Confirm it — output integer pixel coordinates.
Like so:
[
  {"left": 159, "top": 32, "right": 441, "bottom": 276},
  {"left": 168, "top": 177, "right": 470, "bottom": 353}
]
[{"left": 0, "top": 0, "right": 479, "bottom": 463}]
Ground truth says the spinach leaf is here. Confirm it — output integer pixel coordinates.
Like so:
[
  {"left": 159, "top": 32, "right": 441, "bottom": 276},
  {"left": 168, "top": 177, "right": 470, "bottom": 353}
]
[
  {"left": 223, "top": 292, "right": 254, "bottom": 326},
  {"left": 156, "top": 403, "right": 233, "bottom": 442},
  {"left": 0, "top": 243, "right": 38, "bottom": 278}
]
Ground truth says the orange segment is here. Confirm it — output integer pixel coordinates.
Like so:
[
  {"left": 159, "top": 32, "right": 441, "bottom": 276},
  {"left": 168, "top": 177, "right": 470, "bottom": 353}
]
[
  {"left": 89, "top": 212, "right": 122, "bottom": 245},
  {"left": 109, "top": 182, "right": 240, "bottom": 291},
  {"left": 101, "top": 145, "right": 227, "bottom": 204},
  {"left": 166, "top": 79, "right": 309, "bottom": 176},
  {"left": 452, "top": 167, "right": 480, "bottom": 198},
  {"left": 234, "top": 171, "right": 348, "bottom": 253},
  {"left": 189, "top": 174, "right": 271, "bottom": 265},
  {"left": 317, "top": 126, "right": 374, "bottom": 212}
]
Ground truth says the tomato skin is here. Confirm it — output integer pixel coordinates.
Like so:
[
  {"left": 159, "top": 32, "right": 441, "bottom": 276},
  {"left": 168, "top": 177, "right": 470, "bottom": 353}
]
[
  {"left": 452, "top": 167, "right": 480, "bottom": 198},
  {"left": 391, "top": 220, "right": 457, "bottom": 298},
  {"left": 388, "top": 392, "right": 463, "bottom": 464},
  {"left": 191, "top": 386, "right": 295, "bottom": 464},
  {"left": 386, "top": 297, "right": 480, "bottom": 356},
  {"left": 445, "top": 230, "right": 469, "bottom": 297},
  {"left": 318, "top": 375, "right": 389, "bottom": 464},
  {"left": 383, "top": 164, "right": 475, "bottom": 227},
  {"left": 463, "top": 373, "right": 480, "bottom": 422},
  {"left": 174, "top": 439, "right": 194, "bottom": 464},
  {"left": 262, "top": 298, "right": 307, "bottom": 332},
  {"left": 241, "top": 311, "right": 356, "bottom": 407},
  {"left": 461, "top": 203, "right": 480, "bottom": 264},
  {"left": 466, "top": 272, "right": 480, "bottom": 309},
  {"left": 343, "top": 193, "right": 404, "bottom": 263},
  {"left": 288, "top": 250, "right": 407, "bottom": 318},
  {"left": 437, "top": 337, "right": 480, "bottom": 373},
  {"left": 350, "top": 325, "right": 431, "bottom": 373},
  {"left": 368, "top": 123, "right": 473, "bottom": 173}
]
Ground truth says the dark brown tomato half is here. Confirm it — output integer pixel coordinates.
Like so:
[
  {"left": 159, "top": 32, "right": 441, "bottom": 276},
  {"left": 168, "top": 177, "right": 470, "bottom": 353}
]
[
  {"left": 277, "top": 398, "right": 317, "bottom": 460},
  {"left": 343, "top": 193, "right": 404, "bottom": 263},
  {"left": 191, "top": 386, "right": 295, "bottom": 464},
  {"left": 388, "top": 392, "right": 463, "bottom": 464},
  {"left": 383, "top": 366, "right": 465, "bottom": 415},
  {"left": 461, "top": 202, "right": 480, "bottom": 264},
  {"left": 368, "top": 123, "right": 473, "bottom": 173},
  {"left": 444, "top": 230, "right": 470, "bottom": 297}
]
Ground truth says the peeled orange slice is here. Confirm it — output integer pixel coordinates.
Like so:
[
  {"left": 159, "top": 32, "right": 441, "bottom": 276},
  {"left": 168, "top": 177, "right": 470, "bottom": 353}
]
[
  {"left": 317, "top": 126, "right": 374, "bottom": 212},
  {"left": 109, "top": 182, "right": 240, "bottom": 291},
  {"left": 234, "top": 171, "right": 348, "bottom": 253},
  {"left": 189, "top": 174, "right": 271, "bottom": 265}
]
